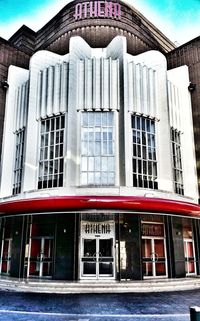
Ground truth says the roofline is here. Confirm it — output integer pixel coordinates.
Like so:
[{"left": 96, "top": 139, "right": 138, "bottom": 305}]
[
  {"left": 167, "top": 34, "right": 200, "bottom": 55},
  {"left": 8, "top": 25, "right": 36, "bottom": 42},
  {"left": 120, "top": 0, "right": 176, "bottom": 50},
  {"left": 8, "top": 0, "right": 175, "bottom": 52},
  {"left": 0, "top": 36, "right": 31, "bottom": 57}
]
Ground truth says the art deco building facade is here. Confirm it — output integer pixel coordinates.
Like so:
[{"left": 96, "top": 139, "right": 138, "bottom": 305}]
[{"left": 0, "top": 0, "right": 200, "bottom": 282}]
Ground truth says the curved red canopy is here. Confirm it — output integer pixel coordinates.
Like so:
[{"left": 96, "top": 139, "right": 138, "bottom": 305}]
[{"left": 0, "top": 195, "right": 199, "bottom": 217}]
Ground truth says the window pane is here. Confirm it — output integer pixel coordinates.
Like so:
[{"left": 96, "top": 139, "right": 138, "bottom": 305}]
[
  {"left": 107, "top": 112, "right": 113, "bottom": 125},
  {"left": 136, "top": 117, "right": 140, "bottom": 129},
  {"left": 55, "top": 132, "right": 59, "bottom": 144},
  {"left": 103, "top": 142, "right": 107, "bottom": 154},
  {"left": 88, "top": 173, "right": 94, "bottom": 184},
  {"left": 102, "top": 172, "right": 108, "bottom": 184},
  {"left": 88, "top": 113, "right": 94, "bottom": 126},
  {"left": 41, "top": 123, "right": 45, "bottom": 133},
  {"left": 55, "top": 145, "right": 59, "bottom": 158},
  {"left": 95, "top": 172, "right": 101, "bottom": 185},
  {"left": 88, "top": 157, "right": 94, "bottom": 171},
  {"left": 133, "top": 130, "right": 137, "bottom": 143},
  {"left": 95, "top": 130, "right": 101, "bottom": 141},
  {"left": 82, "top": 142, "right": 88, "bottom": 155},
  {"left": 142, "top": 118, "right": 145, "bottom": 131},
  {"left": 82, "top": 113, "right": 88, "bottom": 126},
  {"left": 60, "top": 159, "right": 64, "bottom": 173},
  {"left": 82, "top": 157, "right": 87, "bottom": 171},
  {"left": 108, "top": 172, "right": 115, "bottom": 185},
  {"left": 50, "top": 132, "right": 54, "bottom": 145},
  {"left": 81, "top": 173, "right": 87, "bottom": 185},
  {"left": 108, "top": 157, "right": 114, "bottom": 171},
  {"left": 56, "top": 117, "right": 60, "bottom": 129},
  {"left": 95, "top": 113, "right": 101, "bottom": 126},
  {"left": 95, "top": 142, "right": 101, "bottom": 156},
  {"left": 102, "top": 113, "right": 107, "bottom": 126},
  {"left": 82, "top": 130, "right": 88, "bottom": 141},
  {"left": 108, "top": 142, "right": 113, "bottom": 155},
  {"left": 88, "top": 142, "right": 94, "bottom": 156},
  {"left": 95, "top": 157, "right": 101, "bottom": 171},
  {"left": 51, "top": 118, "right": 55, "bottom": 131},
  {"left": 88, "top": 131, "right": 94, "bottom": 141},
  {"left": 108, "top": 131, "right": 113, "bottom": 141},
  {"left": 46, "top": 119, "right": 50, "bottom": 131},
  {"left": 60, "top": 144, "right": 63, "bottom": 157},
  {"left": 102, "top": 157, "right": 107, "bottom": 171}
]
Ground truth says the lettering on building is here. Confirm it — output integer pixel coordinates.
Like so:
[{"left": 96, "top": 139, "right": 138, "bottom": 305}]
[
  {"left": 74, "top": 1, "right": 121, "bottom": 20},
  {"left": 84, "top": 223, "right": 111, "bottom": 234},
  {"left": 142, "top": 223, "right": 164, "bottom": 237}
]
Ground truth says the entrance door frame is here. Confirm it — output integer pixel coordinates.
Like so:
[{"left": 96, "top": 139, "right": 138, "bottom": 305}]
[
  {"left": 27, "top": 235, "right": 54, "bottom": 278},
  {"left": 80, "top": 235, "right": 115, "bottom": 280},
  {"left": 142, "top": 221, "right": 168, "bottom": 279},
  {"left": 184, "top": 237, "right": 197, "bottom": 276},
  {"left": 0, "top": 237, "right": 12, "bottom": 275},
  {"left": 79, "top": 215, "right": 116, "bottom": 280}
]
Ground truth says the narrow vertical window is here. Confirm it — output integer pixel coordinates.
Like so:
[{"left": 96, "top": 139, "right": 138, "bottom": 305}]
[
  {"left": 171, "top": 128, "right": 184, "bottom": 195},
  {"left": 81, "top": 112, "right": 115, "bottom": 186},
  {"left": 13, "top": 128, "right": 25, "bottom": 195},
  {"left": 38, "top": 114, "right": 65, "bottom": 189},
  {"left": 132, "top": 115, "right": 158, "bottom": 189}
]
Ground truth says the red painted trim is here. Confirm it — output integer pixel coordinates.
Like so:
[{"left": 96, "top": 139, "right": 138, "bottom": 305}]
[{"left": 0, "top": 196, "right": 200, "bottom": 217}]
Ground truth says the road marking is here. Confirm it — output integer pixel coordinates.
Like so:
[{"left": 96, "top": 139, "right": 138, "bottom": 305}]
[{"left": 0, "top": 310, "right": 190, "bottom": 318}]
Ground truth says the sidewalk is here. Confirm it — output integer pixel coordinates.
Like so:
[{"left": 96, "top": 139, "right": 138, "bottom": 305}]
[
  {"left": 1, "top": 276, "right": 200, "bottom": 294},
  {"left": 0, "top": 286, "right": 198, "bottom": 321}
]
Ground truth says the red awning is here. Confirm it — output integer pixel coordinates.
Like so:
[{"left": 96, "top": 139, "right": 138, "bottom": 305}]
[{"left": 0, "top": 195, "right": 199, "bottom": 217}]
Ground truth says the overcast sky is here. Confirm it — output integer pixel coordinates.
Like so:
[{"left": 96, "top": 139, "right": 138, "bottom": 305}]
[{"left": 0, "top": 0, "right": 199, "bottom": 46}]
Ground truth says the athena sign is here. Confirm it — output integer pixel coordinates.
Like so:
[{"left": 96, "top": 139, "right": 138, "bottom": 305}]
[{"left": 74, "top": 1, "right": 121, "bottom": 20}]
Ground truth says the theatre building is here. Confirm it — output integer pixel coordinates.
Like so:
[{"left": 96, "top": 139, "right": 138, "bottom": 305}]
[{"left": 0, "top": 0, "right": 200, "bottom": 283}]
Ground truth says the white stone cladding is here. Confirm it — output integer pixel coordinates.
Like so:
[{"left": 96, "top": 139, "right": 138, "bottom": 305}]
[
  {"left": 167, "top": 66, "right": 198, "bottom": 200},
  {"left": 0, "top": 36, "right": 198, "bottom": 203},
  {"left": 0, "top": 66, "right": 29, "bottom": 197}
]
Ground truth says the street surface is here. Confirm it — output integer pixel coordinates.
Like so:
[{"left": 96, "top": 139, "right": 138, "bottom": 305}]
[{"left": 0, "top": 289, "right": 199, "bottom": 320}]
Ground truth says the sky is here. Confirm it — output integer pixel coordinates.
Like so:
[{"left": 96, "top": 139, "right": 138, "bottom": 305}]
[{"left": 0, "top": 0, "right": 200, "bottom": 46}]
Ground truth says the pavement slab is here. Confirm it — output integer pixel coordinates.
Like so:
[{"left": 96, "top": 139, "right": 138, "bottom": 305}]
[{"left": 0, "top": 290, "right": 199, "bottom": 320}]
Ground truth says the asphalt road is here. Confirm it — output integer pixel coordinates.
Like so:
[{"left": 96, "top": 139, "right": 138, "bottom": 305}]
[{"left": 0, "top": 289, "right": 199, "bottom": 320}]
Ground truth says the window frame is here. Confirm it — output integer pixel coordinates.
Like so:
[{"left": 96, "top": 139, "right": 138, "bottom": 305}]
[
  {"left": 80, "top": 111, "right": 116, "bottom": 186},
  {"left": 171, "top": 127, "right": 184, "bottom": 195},
  {"left": 12, "top": 128, "right": 25, "bottom": 195},
  {"left": 38, "top": 114, "right": 65, "bottom": 190},
  {"left": 132, "top": 115, "right": 158, "bottom": 190}
]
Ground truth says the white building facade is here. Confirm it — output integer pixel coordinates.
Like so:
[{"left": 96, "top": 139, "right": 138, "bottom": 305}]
[{"left": 0, "top": 36, "right": 199, "bottom": 281}]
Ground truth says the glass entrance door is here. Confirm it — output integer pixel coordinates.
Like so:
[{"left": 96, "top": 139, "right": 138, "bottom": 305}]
[
  {"left": 81, "top": 237, "right": 114, "bottom": 279},
  {"left": 28, "top": 237, "right": 53, "bottom": 278},
  {"left": 0, "top": 238, "right": 12, "bottom": 275},
  {"left": 142, "top": 238, "right": 167, "bottom": 277},
  {"left": 183, "top": 219, "right": 196, "bottom": 276},
  {"left": 184, "top": 238, "right": 196, "bottom": 275}
]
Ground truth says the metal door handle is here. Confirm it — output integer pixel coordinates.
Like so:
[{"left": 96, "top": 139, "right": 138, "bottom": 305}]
[
  {"left": 151, "top": 252, "right": 158, "bottom": 262},
  {"left": 99, "top": 252, "right": 102, "bottom": 262}
]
